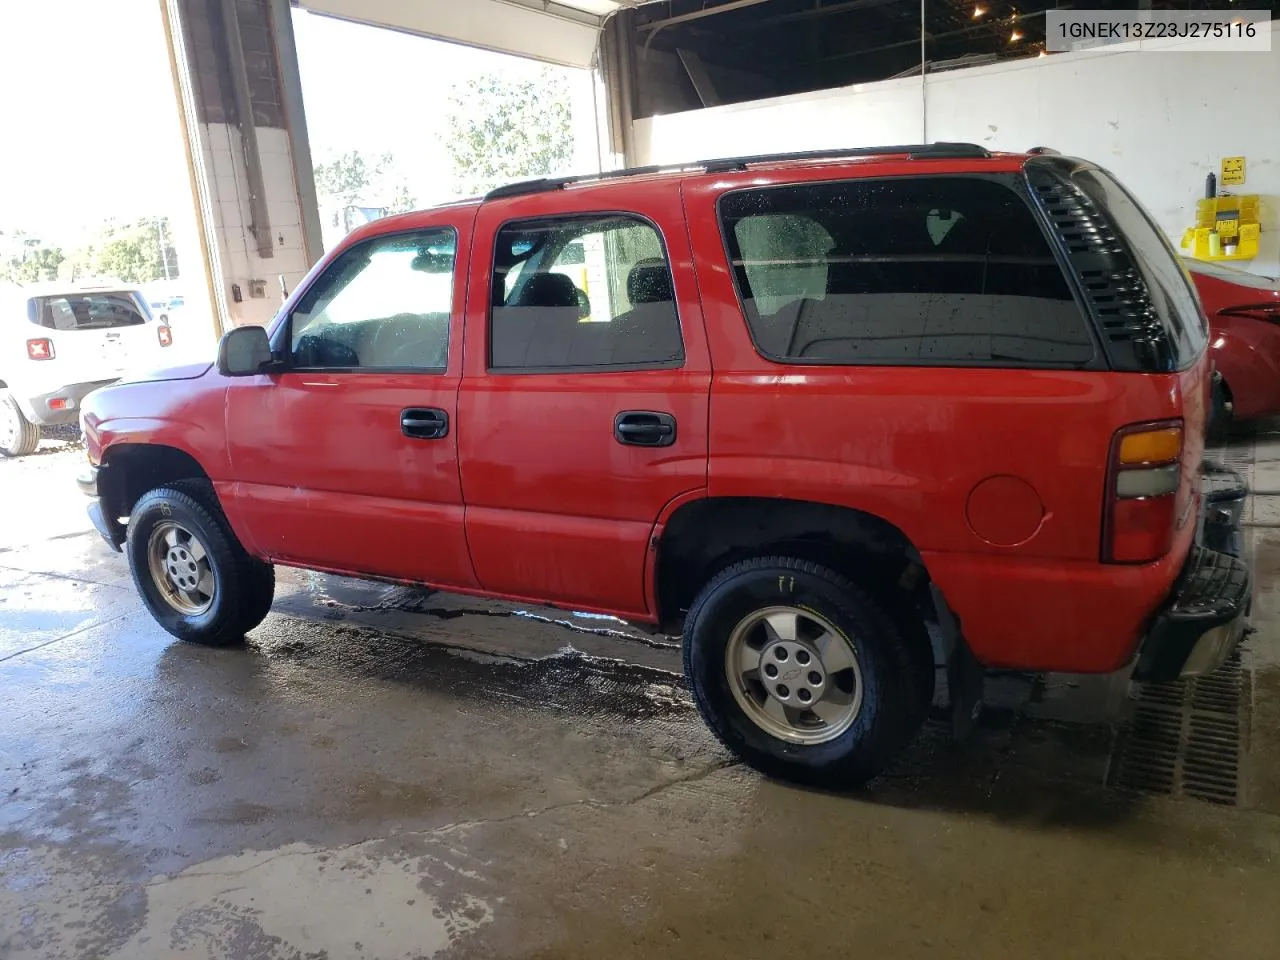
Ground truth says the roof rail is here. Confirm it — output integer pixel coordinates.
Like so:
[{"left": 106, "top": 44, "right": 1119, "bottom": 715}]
[
  {"left": 482, "top": 163, "right": 688, "bottom": 201},
  {"left": 484, "top": 177, "right": 567, "bottom": 200},
  {"left": 700, "top": 141, "right": 990, "bottom": 173},
  {"left": 1027, "top": 146, "right": 1061, "bottom": 155},
  {"left": 482, "top": 142, "right": 991, "bottom": 201}
]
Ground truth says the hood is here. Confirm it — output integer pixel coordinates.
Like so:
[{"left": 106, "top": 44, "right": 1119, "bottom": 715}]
[
  {"left": 1184, "top": 257, "right": 1280, "bottom": 294},
  {"left": 120, "top": 360, "right": 214, "bottom": 384}
]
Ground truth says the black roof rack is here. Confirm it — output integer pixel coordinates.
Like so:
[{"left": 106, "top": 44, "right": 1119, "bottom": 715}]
[
  {"left": 482, "top": 163, "right": 687, "bottom": 201},
  {"left": 700, "top": 141, "right": 990, "bottom": 173},
  {"left": 482, "top": 142, "right": 991, "bottom": 201}
]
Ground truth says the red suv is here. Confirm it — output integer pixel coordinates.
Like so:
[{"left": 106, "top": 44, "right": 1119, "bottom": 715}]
[{"left": 79, "top": 144, "right": 1250, "bottom": 787}]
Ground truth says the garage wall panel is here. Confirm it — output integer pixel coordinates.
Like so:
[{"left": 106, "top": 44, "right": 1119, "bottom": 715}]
[
  {"left": 634, "top": 76, "right": 924, "bottom": 165},
  {"left": 925, "top": 32, "right": 1280, "bottom": 276},
  {"left": 636, "top": 23, "right": 1280, "bottom": 276}
]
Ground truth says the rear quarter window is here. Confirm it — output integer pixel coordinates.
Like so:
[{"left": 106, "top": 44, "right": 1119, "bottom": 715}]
[
  {"left": 1069, "top": 169, "right": 1208, "bottom": 367},
  {"left": 718, "top": 176, "right": 1096, "bottom": 368}
]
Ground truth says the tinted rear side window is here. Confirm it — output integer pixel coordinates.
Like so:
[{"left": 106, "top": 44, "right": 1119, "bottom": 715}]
[
  {"left": 32, "top": 292, "right": 148, "bottom": 331},
  {"left": 1070, "top": 168, "right": 1208, "bottom": 366},
  {"left": 719, "top": 177, "right": 1095, "bottom": 367},
  {"left": 489, "top": 214, "right": 683, "bottom": 371}
]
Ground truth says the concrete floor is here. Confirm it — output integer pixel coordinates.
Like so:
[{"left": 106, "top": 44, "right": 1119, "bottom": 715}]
[{"left": 4, "top": 432, "right": 1280, "bottom": 959}]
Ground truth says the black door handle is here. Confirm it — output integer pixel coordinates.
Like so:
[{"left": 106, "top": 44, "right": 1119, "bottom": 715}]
[
  {"left": 401, "top": 407, "right": 449, "bottom": 440},
  {"left": 614, "top": 411, "right": 676, "bottom": 447}
]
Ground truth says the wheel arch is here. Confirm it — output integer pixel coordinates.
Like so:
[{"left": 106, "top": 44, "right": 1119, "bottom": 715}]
[
  {"left": 653, "top": 496, "right": 938, "bottom": 641},
  {"left": 99, "top": 443, "right": 213, "bottom": 528}
]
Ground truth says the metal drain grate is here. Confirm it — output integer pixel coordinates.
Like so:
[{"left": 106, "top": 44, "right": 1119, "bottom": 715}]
[
  {"left": 1111, "top": 650, "right": 1248, "bottom": 805},
  {"left": 1218, "top": 442, "right": 1255, "bottom": 475}
]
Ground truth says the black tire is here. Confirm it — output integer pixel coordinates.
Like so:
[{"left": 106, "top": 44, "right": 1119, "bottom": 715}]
[
  {"left": 168, "top": 479, "right": 275, "bottom": 634},
  {"left": 126, "top": 482, "right": 275, "bottom": 646},
  {"left": 683, "top": 556, "right": 928, "bottom": 788},
  {"left": 0, "top": 390, "right": 40, "bottom": 457}
]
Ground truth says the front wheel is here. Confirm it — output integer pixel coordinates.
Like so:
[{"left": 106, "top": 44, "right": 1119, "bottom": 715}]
[
  {"left": 683, "top": 556, "right": 928, "bottom": 788},
  {"left": 0, "top": 391, "right": 40, "bottom": 457},
  {"left": 126, "top": 483, "right": 274, "bottom": 646}
]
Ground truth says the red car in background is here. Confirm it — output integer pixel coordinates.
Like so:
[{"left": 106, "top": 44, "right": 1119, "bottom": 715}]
[{"left": 1185, "top": 258, "right": 1280, "bottom": 421}]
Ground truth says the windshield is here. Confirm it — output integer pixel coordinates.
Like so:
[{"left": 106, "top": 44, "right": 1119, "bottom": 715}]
[{"left": 30, "top": 291, "right": 149, "bottom": 331}]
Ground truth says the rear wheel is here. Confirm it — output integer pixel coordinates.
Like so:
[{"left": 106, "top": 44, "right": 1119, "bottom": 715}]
[
  {"left": 126, "top": 482, "right": 274, "bottom": 645},
  {"left": 0, "top": 391, "right": 40, "bottom": 457},
  {"left": 683, "top": 556, "right": 928, "bottom": 788}
]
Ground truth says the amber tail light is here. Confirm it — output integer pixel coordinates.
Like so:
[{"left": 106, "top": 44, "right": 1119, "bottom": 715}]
[
  {"left": 1104, "top": 421, "right": 1184, "bottom": 564},
  {"left": 158, "top": 324, "right": 173, "bottom": 347}
]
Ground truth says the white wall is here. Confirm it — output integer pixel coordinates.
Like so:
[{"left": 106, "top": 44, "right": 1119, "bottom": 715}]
[
  {"left": 635, "top": 23, "right": 1280, "bottom": 277},
  {"left": 198, "top": 122, "right": 312, "bottom": 328}
]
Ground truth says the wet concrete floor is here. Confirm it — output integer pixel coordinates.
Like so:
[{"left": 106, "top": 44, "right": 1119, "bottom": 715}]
[{"left": 4, "top": 432, "right": 1280, "bottom": 958}]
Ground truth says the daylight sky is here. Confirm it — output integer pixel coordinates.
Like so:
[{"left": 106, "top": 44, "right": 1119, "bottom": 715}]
[
  {"left": 0, "top": 0, "right": 186, "bottom": 243},
  {"left": 0, "top": 1, "right": 593, "bottom": 245}
]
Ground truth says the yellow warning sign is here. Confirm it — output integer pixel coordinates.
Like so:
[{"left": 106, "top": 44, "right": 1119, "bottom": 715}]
[{"left": 1221, "top": 156, "right": 1246, "bottom": 186}]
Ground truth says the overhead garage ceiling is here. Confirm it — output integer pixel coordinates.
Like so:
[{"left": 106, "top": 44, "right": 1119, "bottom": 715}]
[
  {"left": 295, "top": 0, "right": 656, "bottom": 68},
  {"left": 618, "top": 0, "right": 1279, "bottom": 114}
]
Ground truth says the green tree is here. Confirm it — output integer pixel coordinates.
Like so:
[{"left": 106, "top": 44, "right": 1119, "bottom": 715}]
[
  {"left": 313, "top": 150, "right": 417, "bottom": 213},
  {"left": 0, "top": 242, "right": 66, "bottom": 284},
  {"left": 90, "top": 218, "right": 178, "bottom": 284},
  {"left": 445, "top": 69, "right": 575, "bottom": 197}
]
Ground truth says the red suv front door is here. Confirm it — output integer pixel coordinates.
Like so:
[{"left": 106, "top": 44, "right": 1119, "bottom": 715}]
[
  {"left": 224, "top": 214, "right": 478, "bottom": 590},
  {"left": 458, "top": 181, "right": 711, "bottom": 620}
]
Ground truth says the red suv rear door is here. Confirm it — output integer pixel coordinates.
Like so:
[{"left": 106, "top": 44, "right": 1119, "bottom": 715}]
[{"left": 457, "top": 180, "right": 711, "bottom": 620}]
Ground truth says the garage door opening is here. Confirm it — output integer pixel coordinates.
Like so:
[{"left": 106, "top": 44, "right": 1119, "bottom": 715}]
[{"left": 292, "top": 9, "right": 606, "bottom": 250}]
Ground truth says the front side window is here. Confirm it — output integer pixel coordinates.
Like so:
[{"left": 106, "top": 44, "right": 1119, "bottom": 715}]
[
  {"left": 489, "top": 215, "right": 684, "bottom": 371},
  {"left": 289, "top": 228, "right": 456, "bottom": 371},
  {"left": 719, "top": 177, "right": 1095, "bottom": 367}
]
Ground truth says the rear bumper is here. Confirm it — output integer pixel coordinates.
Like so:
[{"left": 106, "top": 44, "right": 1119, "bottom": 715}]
[
  {"left": 1133, "top": 463, "right": 1251, "bottom": 683},
  {"left": 17, "top": 379, "right": 118, "bottom": 426}
]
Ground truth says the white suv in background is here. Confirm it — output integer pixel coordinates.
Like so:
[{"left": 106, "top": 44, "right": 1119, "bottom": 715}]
[{"left": 0, "top": 282, "right": 173, "bottom": 456}]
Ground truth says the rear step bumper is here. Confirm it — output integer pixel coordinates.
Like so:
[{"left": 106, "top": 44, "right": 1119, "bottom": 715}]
[
  {"left": 21, "top": 379, "right": 118, "bottom": 426},
  {"left": 1133, "top": 462, "right": 1251, "bottom": 683}
]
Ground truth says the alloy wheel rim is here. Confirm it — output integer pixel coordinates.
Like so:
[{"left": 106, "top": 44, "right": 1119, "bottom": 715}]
[
  {"left": 147, "top": 521, "right": 216, "bottom": 615},
  {"left": 724, "top": 604, "right": 864, "bottom": 745}
]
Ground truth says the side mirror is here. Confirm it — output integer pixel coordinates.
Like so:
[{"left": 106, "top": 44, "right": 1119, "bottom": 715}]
[{"left": 217, "top": 325, "right": 274, "bottom": 376}]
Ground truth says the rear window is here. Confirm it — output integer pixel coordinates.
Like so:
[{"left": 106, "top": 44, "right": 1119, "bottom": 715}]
[
  {"left": 30, "top": 292, "right": 149, "bottom": 331},
  {"left": 718, "top": 176, "right": 1095, "bottom": 367},
  {"left": 1070, "top": 169, "right": 1208, "bottom": 367}
]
